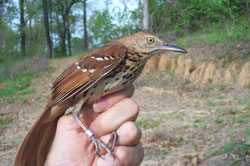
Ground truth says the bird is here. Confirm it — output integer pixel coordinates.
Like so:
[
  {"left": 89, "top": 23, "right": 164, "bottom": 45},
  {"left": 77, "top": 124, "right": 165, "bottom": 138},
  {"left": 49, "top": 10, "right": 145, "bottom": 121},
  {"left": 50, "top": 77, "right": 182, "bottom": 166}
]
[{"left": 14, "top": 32, "right": 187, "bottom": 166}]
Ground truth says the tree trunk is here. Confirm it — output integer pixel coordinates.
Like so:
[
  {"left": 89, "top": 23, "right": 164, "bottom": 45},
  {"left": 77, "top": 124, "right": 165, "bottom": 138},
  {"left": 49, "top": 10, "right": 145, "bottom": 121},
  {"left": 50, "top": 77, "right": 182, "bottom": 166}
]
[
  {"left": 0, "top": 1, "right": 3, "bottom": 55},
  {"left": 29, "top": 19, "right": 33, "bottom": 42},
  {"left": 48, "top": 0, "right": 54, "bottom": 58},
  {"left": 62, "top": 15, "right": 67, "bottom": 56},
  {"left": 0, "top": 0, "right": 3, "bottom": 26},
  {"left": 60, "top": 0, "right": 79, "bottom": 56},
  {"left": 67, "top": 20, "right": 71, "bottom": 56},
  {"left": 141, "top": 0, "right": 149, "bottom": 32},
  {"left": 83, "top": 0, "right": 88, "bottom": 50},
  {"left": 42, "top": 0, "right": 53, "bottom": 58},
  {"left": 20, "top": 0, "right": 26, "bottom": 57}
]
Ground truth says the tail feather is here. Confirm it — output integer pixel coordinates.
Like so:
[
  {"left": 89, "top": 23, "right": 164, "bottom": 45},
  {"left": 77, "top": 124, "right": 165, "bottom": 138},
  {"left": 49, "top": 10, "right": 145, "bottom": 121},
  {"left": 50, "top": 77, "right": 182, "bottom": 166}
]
[
  {"left": 14, "top": 98, "right": 64, "bottom": 166},
  {"left": 37, "top": 119, "right": 58, "bottom": 165}
]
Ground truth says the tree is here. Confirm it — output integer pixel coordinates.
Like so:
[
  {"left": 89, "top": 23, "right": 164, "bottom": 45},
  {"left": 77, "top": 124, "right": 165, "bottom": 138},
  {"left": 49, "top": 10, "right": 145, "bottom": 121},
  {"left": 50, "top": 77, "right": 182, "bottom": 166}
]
[
  {"left": 66, "top": 12, "right": 73, "bottom": 57},
  {"left": 54, "top": 0, "right": 80, "bottom": 56},
  {"left": 83, "top": 0, "right": 88, "bottom": 50},
  {"left": 88, "top": 9, "right": 119, "bottom": 47},
  {"left": 48, "top": 0, "right": 53, "bottom": 52},
  {"left": 42, "top": 0, "right": 53, "bottom": 58},
  {"left": 121, "top": 0, "right": 131, "bottom": 35},
  {"left": 0, "top": 0, "right": 4, "bottom": 25},
  {"left": 19, "top": 0, "right": 26, "bottom": 57},
  {"left": 141, "top": 0, "right": 149, "bottom": 32},
  {"left": 0, "top": 0, "right": 4, "bottom": 56}
]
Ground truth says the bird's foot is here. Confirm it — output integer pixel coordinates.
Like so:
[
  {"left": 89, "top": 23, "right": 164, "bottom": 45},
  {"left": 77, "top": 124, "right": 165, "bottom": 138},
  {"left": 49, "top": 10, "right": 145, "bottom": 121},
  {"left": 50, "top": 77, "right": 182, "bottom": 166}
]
[
  {"left": 72, "top": 114, "right": 115, "bottom": 159},
  {"left": 107, "top": 131, "right": 118, "bottom": 152},
  {"left": 89, "top": 134, "right": 115, "bottom": 159}
]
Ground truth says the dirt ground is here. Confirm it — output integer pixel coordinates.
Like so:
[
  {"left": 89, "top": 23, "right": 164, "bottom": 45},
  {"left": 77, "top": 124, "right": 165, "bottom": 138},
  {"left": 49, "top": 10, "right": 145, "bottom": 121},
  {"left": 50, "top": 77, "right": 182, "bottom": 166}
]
[{"left": 0, "top": 57, "right": 249, "bottom": 166}]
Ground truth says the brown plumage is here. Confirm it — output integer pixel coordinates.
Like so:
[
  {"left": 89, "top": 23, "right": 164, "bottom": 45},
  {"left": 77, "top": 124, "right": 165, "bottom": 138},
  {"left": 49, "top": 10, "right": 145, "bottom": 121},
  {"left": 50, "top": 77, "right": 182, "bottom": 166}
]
[{"left": 14, "top": 32, "right": 187, "bottom": 166}]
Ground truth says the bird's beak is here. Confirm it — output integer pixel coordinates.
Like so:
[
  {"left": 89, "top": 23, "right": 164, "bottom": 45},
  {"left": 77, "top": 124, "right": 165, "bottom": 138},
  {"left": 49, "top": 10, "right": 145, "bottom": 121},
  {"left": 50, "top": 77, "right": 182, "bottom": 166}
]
[{"left": 159, "top": 44, "right": 187, "bottom": 53}]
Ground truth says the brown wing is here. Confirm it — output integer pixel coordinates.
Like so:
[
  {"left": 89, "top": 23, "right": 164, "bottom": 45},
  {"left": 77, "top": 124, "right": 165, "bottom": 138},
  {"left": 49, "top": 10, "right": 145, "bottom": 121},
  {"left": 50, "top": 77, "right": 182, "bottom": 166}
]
[{"left": 50, "top": 42, "right": 128, "bottom": 107}]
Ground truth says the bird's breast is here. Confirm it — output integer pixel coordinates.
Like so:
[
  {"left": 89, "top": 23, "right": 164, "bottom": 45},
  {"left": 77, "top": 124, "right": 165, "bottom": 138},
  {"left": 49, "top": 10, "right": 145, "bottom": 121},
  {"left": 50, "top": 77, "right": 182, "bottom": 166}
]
[{"left": 80, "top": 62, "right": 145, "bottom": 104}]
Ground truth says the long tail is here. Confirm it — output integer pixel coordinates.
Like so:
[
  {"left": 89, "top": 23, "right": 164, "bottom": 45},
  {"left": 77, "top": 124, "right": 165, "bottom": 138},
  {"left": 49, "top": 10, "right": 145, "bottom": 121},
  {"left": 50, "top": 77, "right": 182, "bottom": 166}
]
[{"left": 14, "top": 97, "right": 65, "bottom": 166}]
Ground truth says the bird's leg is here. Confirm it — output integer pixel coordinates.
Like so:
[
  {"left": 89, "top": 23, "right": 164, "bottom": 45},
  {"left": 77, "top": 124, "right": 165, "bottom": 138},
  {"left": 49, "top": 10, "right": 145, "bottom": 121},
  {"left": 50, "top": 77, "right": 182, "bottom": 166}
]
[{"left": 71, "top": 102, "right": 115, "bottom": 159}]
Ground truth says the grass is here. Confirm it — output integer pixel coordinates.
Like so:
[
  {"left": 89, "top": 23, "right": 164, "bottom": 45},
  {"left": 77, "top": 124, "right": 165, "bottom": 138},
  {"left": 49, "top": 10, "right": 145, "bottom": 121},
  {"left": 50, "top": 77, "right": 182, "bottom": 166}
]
[
  {"left": 72, "top": 51, "right": 88, "bottom": 58},
  {"left": 194, "top": 101, "right": 201, "bottom": 108},
  {"left": 136, "top": 118, "right": 162, "bottom": 129},
  {"left": 204, "top": 84, "right": 227, "bottom": 93},
  {"left": 0, "top": 56, "right": 49, "bottom": 78},
  {"left": 205, "top": 150, "right": 220, "bottom": 159},
  {"left": 0, "top": 56, "right": 49, "bottom": 104},
  {"left": 234, "top": 113, "right": 250, "bottom": 123},
  {"left": 244, "top": 83, "right": 250, "bottom": 89},
  {"left": 243, "top": 103, "right": 250, "bottom": 111},
  {"left": 165, "top": 70, "right": 175, "bottom": 80},
  {"left": 0, "top": 116, "right": 12, "bottom": 127},
  {"left": 194, "top": 118, "right": 203, "bottom": 123},
  {"left": 205, "top": 130, "right": 250, "bottom": 163},
  {"left": 206, "top": 100, "right": 216, "bottom": 107},
  {"left": 0, "top": 56, "right": 50, "bottom": 130},
  {"left": 0, "top": 75, "right": 36, "bottom": 103},
  {"left": 223, "top": 139, "right": 250, "bottom": 161},
  {"left": 19, "top": 88, "right": 36, "bottom": 96},
  {"left": 214, "top": 119, "right": 223, "bottom": 124}
]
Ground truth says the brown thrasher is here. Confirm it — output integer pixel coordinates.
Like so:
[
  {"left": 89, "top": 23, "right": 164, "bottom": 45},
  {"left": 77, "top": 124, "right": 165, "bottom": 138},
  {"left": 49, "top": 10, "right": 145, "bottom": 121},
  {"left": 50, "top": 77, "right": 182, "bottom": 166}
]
[{"left": 14, "top": 32, "right": 187, "bottom": 166}]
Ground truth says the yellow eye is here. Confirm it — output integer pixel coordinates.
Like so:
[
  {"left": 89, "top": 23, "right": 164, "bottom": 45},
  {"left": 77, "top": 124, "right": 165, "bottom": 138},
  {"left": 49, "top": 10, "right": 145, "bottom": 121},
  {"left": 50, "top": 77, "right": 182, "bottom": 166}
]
[{"left": 147, "top": 37, "right": 154, "bottom": 44}]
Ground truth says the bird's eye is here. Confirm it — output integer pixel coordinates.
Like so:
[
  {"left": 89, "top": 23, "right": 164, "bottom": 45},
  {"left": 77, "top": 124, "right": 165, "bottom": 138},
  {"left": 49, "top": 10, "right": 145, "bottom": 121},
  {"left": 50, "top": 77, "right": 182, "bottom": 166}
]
[{"left": 147, "top": 37, "right": 155, "bottom": 44}]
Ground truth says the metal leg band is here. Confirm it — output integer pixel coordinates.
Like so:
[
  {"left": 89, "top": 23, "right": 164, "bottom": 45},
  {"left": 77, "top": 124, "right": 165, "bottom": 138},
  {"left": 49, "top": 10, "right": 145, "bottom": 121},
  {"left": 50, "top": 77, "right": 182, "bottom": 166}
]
[{"left": 86, "top": 130, "right": 94, "bottom": 138}]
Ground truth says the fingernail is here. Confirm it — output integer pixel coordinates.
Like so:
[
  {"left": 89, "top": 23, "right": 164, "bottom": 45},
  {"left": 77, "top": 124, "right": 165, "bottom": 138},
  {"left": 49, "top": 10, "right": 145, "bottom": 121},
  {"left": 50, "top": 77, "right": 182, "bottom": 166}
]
[{"left": 93, "top": 97, "right": 109, "bottom": 113}]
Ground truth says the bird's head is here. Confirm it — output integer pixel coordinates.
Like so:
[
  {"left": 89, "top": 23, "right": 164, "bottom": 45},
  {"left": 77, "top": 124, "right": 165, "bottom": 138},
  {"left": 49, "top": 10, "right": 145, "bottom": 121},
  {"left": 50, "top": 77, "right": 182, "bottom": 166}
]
[{"left": 119, "top": 32, "right": 187, "bottom": 59}]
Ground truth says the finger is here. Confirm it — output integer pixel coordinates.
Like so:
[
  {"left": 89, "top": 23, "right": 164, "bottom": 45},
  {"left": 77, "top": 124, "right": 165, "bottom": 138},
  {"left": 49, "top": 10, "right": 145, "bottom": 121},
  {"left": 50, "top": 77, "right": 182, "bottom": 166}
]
[
  {"left": 100, "top": 121, "right": 141, "bottom": 146},
  {"left": 93, "top": 144, "right": 144, "bottom": 166},
  {"left": 79, "top": 85, "right": 134, "bottom": 126},
  {"left": 78, "top": 84, "right": 134, "bottom": 126},
  {"left": 115, "top": 144, "right": 144, "bottom": 166},
  {"left": 93, "top": 84, "right": 135, "bottom": 113},
  {"left": 56, "top": 113, "right": 83, "bottom": 132},
  {"left": 90, "top": 98, "right": 139, "bottom": 137},
  {"left": 48, "top": 114, "right": 92, "bottom": 164}
]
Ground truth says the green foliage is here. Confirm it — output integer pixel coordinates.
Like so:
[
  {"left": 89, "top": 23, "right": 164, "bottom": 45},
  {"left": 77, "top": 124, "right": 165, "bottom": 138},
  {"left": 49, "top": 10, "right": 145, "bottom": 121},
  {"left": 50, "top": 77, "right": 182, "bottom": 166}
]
[
  {"left": 72, "top": 37, "right": 86, "bottom": 54},
  {"left": 25, "top": 24, "right": 47, "bottom": 57},
  {"left": 0, "top": 23, "right": 19, "bottom": 61},
  {"left": 174, "top": 18, "right": 250, "bottom": 63},
  {"left": 0, "top": 56, "right": 49, "bottom": 78},
  {"left": 0, "top": 0, "right": 249, "bottom": 60},
  {"left": 149, "top": 0, "right": 249, "bottom": 36},
  {"left": 88, "top": 9, "right": 118, "bottom": 47},
  {"left": 88, "top": 6, "right": 140, "bottom": 48},
  {"left": 175, "top": 19, "right": 250, "bottom": 47}
]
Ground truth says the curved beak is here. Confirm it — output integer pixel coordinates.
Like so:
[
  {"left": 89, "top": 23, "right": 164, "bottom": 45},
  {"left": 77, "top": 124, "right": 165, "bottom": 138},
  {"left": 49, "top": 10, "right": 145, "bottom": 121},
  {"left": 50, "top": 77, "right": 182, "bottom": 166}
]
[{"left": 159, "top": 44, "right": 187, "bottom": 53}]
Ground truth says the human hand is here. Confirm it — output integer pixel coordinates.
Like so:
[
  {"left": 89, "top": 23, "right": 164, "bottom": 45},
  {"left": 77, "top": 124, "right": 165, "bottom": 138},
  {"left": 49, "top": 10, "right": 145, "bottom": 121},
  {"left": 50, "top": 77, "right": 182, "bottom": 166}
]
[{"left": 47, "top": 85, "right": 144, "bottom": 166}]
